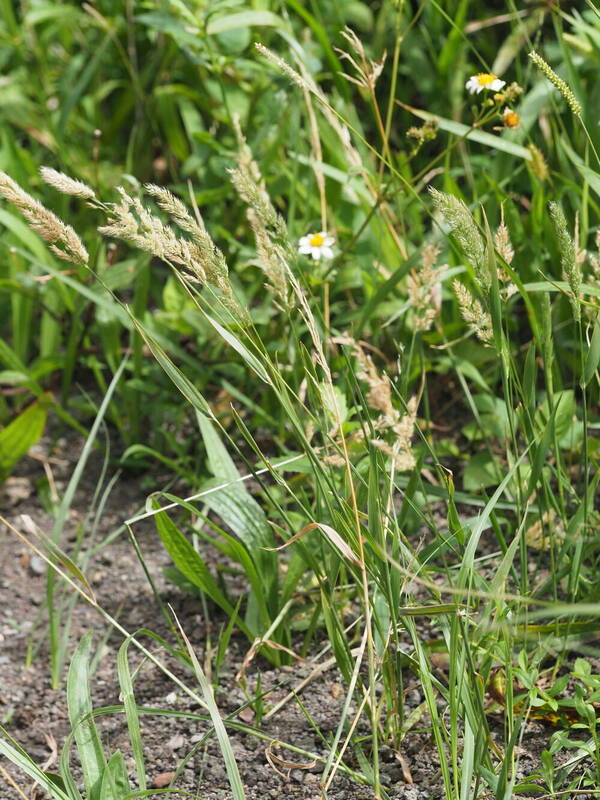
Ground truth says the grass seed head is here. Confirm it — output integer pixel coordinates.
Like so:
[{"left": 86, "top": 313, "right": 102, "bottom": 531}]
[
  {"left": 40, "top": 167, "right": 96, "bottom": 200},
  {"left": 0, "top": 170, "right": 89, "bottom": 264},
  {"left": 453, "top": 280, "right": 493, "bottom": 344},
  {"left": 527, "top": 144, "right": 549, "bottom": 182},
  {"left": 407, "top": 243, "right": 445, "bottom": 332},
  {"left": 529, "top": 51, "right": 582, "bottom": 117},
  {"left": 549, "top": 201, "right": 581, "bottom": 321},
  {"left": 429, "top": 187, "right": 488, "bottom": 291}
]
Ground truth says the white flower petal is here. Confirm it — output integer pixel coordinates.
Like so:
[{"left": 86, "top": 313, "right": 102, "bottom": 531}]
[
  {"left": 311, "top": 248, "right": 322, "bottom": 260},
  {"left": 491, "top": 79, "right": 506, "bottom": 91},
  {"left": 299, "top": 244, "right": 312, "bottom": 254},
  {"left": 321, "top": 247, "right": 334, "bottom": 260},
  {"left": 299, "top": 236, "right": 310, "bottom": 247},
  {"left": 323, "top": 237, "right": 335, "bottom": 247}
]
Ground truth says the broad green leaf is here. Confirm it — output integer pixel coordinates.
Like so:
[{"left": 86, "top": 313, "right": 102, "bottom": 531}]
[
  {"left": 153, "top": 506, "right": 237, "bottom": 620},
  {"left": 197, "top": 411, "right": 239, "bottom": 483},
  {"left": 196, "top": 414, "right": 275, "bottom": 563},
  {"left": 206, "top": 10, "right": 283, "bottom": 35},
  {"left": 463, "top": 451, "right": 501, "bottom": 492},
  {"left": 99, "top": 752, "right": 131, "bottom": 800},
  {"left": 0, "top": 394, "right": 50, "bottom": 482},
  {"left": 583, "top": 317, "right": 600, "bottom": 386},
  {"left": 199, "top": 478, "right": 275, "bottom": 554}
]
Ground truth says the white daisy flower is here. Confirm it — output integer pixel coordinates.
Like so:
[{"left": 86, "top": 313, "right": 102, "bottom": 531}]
[
  {"left": 465, "top": 73, "right": 506, "bottom": 94},
  {"left": 298, "top": 231, "right": 335, "bottom": 261}
]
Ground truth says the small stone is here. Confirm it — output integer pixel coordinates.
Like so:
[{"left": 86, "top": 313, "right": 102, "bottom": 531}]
[
  {"left": 151, "top": 772, "right": 175, "bottom": 788},
  {"left": 238, "top": 706, "right": 254, "bottom": 723},
  {"left": 166, "top": 733, "right": 185, "bottom": 751},
  {"left": 165, "top": 691, "right": 177, "bottom": 705},
  {"left": 29, "top": 556, "right": 46, "bottom": 576}
]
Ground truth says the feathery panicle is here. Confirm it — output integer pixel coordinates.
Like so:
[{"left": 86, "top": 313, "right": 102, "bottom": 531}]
[
  {"left": 254, "top": 43, "right": 308, "bottom": 91},
  {"left": 144, "top": 184, "right": 204, "bottom": 237},
  {"left": 371, "top": 395, "right": 417, "bottom": 471},
  {"left": 549, "top": 201, "right": 581, "bottom": 321},
  {"left": 494, "top": 221, "right": 517, "bottom": 297},
  {"left": 247, "top": 209, "right": 289, "bottom": 304},
  {"left": 429, "top": 187, "right": 488, "bottom": 291},
  {"left": 0, "top": 170, "right": 88, "bottom": 264},
  {"left": 529, "top": 51, "right": 581, "bottom": 117},
  {"left": 337, "top": 336, "right": 417, "bottom": 470},
  {"left": 99, "top": 187, "right": 241, "bottom": 315},
  {"left": 407, "top": 243, "right": 445, "bottom": 332},
  {"left": 40, "top": 167, "right": 96, "bottom": 200},
  {"left": 229, "top": 113, "right": 290, "bottom": 305},
  {"left": 494, "top": 222, "right": 514, "bottom": 267},
  {"left": 337, "top": 27, "right": 386, "bottom": 91},
  {"left": 453, "top": 280, "right": 493, "bottom": 344}
]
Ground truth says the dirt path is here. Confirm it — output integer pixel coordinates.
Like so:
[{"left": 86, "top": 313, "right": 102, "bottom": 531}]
[{"left": 0, "top": 436, "right": 583, "bottom": 799}]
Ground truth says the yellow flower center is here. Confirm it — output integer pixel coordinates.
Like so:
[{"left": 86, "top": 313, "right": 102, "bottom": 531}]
[
  {"left": 477, "top": 73, "right": 498, "bottom": 87},
  {"left": 503, "top": 111, "right": 520, "bottom": 128},
  {"left": 309, "top": 233, "right": 325, "bottom": 247}
]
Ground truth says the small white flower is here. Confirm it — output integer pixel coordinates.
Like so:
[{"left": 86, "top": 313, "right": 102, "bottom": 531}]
[
  {"left": 465, "top": 73, "right": 506, "bottom": 94},
  {"left": 298, "top": 231, "right": 335, "bottom": 261}
]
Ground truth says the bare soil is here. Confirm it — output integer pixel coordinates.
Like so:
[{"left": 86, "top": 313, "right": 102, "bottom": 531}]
[{"left": 0, "top": 436, "right": 594, "bottom": 799}]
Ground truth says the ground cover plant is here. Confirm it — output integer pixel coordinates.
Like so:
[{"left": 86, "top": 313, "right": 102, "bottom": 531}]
[{"left": 2, "top": 0, "right": 600, "bottom": 798}]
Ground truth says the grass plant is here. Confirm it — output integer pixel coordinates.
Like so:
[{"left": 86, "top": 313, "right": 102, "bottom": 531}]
[{"left": 2, "top": 1, "right": 600, "bottom": 798}]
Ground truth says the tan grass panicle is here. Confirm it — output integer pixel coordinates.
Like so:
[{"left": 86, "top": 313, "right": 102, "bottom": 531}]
[{"left": 0, "top": 170, "right": 88, "bottom": 265}]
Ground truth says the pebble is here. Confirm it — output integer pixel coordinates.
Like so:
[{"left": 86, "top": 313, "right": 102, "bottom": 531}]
[
  {"left": 166, "top": 733, "right": 185, "bottom": 750},
  {"left": 29, "top": 555, "right": 46, "bottom": 575}
]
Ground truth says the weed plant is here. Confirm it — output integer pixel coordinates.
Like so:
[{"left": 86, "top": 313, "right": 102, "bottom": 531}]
[{"left": 2, "top": 2, "right": 600, "bottom": 799}]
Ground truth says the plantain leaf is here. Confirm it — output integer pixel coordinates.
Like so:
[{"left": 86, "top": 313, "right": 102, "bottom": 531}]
[
  {"left": 99, "top": 752, "right": 131, "bottom": 800},
  {"left": 66, "top": 634, "right": 106, "bottom": 800},
  {"left": 0, "top": 394, "right": 50, "bottom": 482}
]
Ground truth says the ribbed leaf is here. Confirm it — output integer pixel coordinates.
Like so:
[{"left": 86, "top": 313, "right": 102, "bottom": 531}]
[
  {"left": 153, "top": 506, "right": 237, "bottom": 619},
  {"left": 66, "top": 634, "right": 106, "bottom": 800},
  {"left": 99, "top": 752, "right": 131, "bottom": 800}
]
